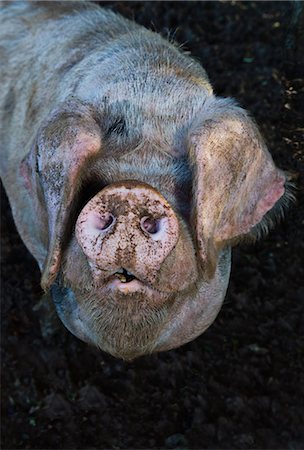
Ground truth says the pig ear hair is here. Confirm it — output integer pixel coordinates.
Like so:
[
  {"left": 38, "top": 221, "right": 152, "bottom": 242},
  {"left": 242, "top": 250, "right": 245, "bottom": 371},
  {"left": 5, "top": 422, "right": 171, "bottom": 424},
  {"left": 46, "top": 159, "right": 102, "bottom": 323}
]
[
  {"left": 189, "top": 97, "right": 290, "bottom": 279},
  {"left": 26, "top": 100, "right": 102, "bottom": 290}
]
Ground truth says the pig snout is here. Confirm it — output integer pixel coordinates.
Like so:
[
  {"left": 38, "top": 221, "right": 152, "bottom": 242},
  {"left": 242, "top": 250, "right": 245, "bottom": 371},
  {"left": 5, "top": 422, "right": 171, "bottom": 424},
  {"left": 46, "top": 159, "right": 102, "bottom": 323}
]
[{"left": 75, "top": 181, "right": 179, "bottom": 286}]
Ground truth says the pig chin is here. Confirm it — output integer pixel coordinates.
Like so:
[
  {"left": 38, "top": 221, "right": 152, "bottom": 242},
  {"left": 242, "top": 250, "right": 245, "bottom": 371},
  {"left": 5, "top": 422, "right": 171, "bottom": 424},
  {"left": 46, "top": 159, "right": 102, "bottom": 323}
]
[
  {"left": 82, "top": 286, "right": 174, "bottom": 359},
  {"left": 52, "top": 245, "right": 231, "bottom": 359},
  {"left": 52, "top": 278, "right": 174, "bottom": 360}
]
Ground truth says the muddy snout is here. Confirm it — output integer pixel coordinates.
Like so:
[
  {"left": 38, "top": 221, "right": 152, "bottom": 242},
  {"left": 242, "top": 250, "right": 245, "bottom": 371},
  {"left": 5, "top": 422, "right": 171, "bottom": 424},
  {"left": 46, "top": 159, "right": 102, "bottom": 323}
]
[{"left": 75, "top": 182, "right": 179, "bottom": 284}]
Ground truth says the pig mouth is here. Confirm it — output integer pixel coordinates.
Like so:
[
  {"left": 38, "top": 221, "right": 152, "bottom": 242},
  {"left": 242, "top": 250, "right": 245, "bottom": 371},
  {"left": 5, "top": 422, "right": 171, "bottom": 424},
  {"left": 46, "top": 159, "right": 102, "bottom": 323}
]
[
  {"left": 102, "top": 266, "right": 175, "bottom": 298},
  {"left": 113, "top": 268, "right": 136, "bottom": 283},
  {"left": 106, "top": 268, "right": 163, "bottom": 296}
]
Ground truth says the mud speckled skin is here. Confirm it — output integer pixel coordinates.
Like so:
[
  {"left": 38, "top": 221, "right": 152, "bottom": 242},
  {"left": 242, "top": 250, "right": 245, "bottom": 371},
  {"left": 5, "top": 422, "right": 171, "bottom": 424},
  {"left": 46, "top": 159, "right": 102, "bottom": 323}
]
[{"left": 0, "top": 2, "right": 287, "bottom": 359}]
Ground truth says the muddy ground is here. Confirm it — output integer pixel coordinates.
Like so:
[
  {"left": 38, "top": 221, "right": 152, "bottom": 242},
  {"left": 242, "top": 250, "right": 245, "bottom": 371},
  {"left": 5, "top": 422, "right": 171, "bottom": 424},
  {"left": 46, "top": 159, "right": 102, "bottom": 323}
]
[{"left": 1, "top": 1, "right": 304, "bottom": 449}]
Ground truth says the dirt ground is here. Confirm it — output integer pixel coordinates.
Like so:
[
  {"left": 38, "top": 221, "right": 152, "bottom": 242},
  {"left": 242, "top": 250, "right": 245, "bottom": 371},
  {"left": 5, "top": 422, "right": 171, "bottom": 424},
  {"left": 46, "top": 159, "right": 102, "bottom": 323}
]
[{"left": 1, "top": 2, "right": 303, "bottom": 449}]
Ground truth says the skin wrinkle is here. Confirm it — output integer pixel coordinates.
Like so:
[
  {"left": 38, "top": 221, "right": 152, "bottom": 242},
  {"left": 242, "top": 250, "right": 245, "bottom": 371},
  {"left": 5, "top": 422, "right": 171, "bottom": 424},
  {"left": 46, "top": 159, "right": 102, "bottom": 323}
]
[{"left": 0, "top": 2, "right": 289, "bottom": 359}]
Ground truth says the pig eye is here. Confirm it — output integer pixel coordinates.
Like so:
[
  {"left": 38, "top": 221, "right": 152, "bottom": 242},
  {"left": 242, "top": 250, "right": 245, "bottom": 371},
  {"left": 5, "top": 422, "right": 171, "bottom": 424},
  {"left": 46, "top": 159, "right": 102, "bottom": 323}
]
[{"left": 140, "top": 216, "right": 159, "bottom": 234}]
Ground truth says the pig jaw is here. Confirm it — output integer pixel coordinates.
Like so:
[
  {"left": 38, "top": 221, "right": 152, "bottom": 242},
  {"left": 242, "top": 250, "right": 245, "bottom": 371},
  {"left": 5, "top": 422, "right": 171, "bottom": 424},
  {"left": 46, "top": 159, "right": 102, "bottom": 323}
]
[
  {"left": 50, "top": 283, "right": 96, "bottom": 346},
  {"left": 154, "top": 248, "right": 231, "bottom": 352},
  {"left": 50, "top": 273, "right": 175, "bottom": 359},
  {"left": 51, "top": 248, "right": 230, "bottom": 360},
  {"left": 57, "top": 233, "right": 199, "bottom": 360}
]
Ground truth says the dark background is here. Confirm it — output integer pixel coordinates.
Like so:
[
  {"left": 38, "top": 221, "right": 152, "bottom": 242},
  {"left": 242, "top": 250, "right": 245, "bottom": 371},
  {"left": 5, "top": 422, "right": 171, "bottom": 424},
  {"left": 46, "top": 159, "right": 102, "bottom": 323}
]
[{"left": 1, "top": 2, "right": 303, "bottom": 449}]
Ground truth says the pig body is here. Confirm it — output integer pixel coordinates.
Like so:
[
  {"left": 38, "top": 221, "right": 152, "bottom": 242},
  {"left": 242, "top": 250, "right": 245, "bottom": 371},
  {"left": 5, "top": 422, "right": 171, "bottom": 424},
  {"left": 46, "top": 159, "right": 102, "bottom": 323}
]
[{"left": 0, "top": 2, "right": 287, "bottom": 359}]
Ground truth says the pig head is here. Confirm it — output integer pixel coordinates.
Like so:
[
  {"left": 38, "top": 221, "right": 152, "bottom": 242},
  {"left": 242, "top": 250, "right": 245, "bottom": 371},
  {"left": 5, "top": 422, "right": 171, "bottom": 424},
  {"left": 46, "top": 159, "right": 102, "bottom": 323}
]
[{"left": 0, "top": 2, "right": 288, "bottom": 360}]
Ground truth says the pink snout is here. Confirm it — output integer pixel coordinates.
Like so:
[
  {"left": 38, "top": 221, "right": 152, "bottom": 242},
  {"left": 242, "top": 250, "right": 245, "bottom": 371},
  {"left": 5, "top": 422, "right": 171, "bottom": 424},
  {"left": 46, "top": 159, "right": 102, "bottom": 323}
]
[{"left": 75, "top": 181, "right": 179, "bottom": 283}]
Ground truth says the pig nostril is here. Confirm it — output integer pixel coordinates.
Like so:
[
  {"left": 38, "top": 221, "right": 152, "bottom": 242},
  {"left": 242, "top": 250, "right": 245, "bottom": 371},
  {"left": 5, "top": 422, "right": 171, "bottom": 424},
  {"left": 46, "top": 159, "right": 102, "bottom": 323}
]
[
  {"left": 141, "top": 216, "right": 159, "bottom": 234},
  {"left": 95, "top": 212, "right": 115, "bottom": 231}
]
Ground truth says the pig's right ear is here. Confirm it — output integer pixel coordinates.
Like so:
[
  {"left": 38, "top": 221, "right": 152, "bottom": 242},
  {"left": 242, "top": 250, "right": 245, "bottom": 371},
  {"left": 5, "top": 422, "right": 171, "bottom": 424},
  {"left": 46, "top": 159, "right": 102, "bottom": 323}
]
[{"left": 20, "top": 100, "right": 102, "bottom": 291}]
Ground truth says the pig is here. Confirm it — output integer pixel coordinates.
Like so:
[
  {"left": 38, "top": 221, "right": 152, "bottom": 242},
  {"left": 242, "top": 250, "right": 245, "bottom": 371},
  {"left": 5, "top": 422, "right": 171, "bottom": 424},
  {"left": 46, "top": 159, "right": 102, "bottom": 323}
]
[{"left": 0, "top": 1, "right": 290, "bottom": 360}]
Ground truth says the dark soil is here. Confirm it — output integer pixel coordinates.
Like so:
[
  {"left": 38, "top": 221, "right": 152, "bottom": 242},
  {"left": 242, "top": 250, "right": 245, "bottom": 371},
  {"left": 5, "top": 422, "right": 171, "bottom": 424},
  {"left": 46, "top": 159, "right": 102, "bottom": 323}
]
[{"left": 1, "top": 2, "right": 303, "bottom": 449}]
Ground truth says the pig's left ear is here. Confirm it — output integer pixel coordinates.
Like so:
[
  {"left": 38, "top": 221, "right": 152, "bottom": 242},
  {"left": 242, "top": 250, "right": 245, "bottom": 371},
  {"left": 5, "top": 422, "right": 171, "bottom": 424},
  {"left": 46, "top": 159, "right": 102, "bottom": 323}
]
[
  {"left": 189, "top": 97, "right": 286, "bottom": 279},
  {"left": 21, "top": 100, "right": 101, "bottom": 290}
]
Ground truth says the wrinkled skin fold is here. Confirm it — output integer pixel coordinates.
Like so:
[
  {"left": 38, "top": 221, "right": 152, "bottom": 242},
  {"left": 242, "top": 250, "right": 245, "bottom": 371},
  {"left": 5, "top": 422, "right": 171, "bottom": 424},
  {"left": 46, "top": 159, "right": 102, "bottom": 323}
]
[{"left": 0, "top": 2, "right": 288, "bottom": 359}]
